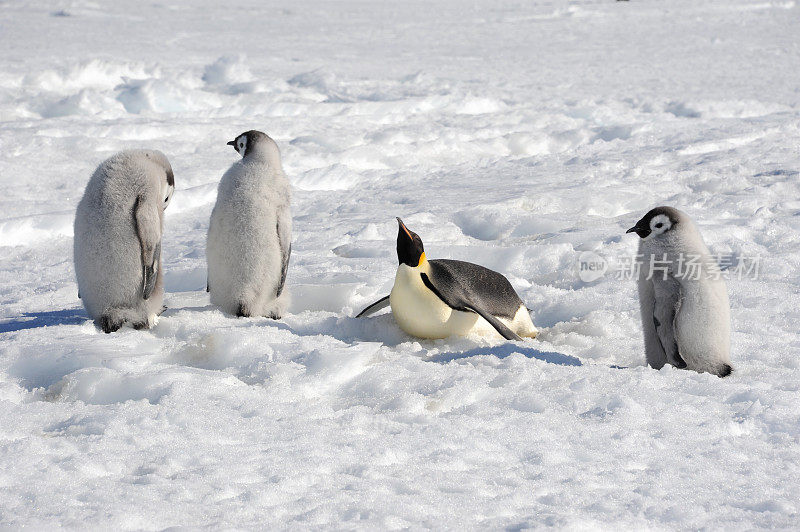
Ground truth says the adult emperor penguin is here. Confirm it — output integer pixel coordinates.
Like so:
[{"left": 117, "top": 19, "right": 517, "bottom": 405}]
[
  {"left": 357, "top": 218, "right": 538, "bottom": 341},
  {"left": 207, "top": 130, "right": 291, "bottom": 318},
  {"left": 74, "top": 150, "right": 174, "bottom": 333},
  {"left": 627, "top": 206, "right": 732, "bottom": 377}
]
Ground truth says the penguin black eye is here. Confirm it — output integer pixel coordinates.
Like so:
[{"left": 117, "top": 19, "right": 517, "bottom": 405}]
[{"left": 655, "top": 223, "right": 663, "bottom": 228}]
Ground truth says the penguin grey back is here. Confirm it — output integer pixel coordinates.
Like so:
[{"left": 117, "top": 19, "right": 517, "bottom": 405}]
[
  {"left": 208, "top": 131, "right": 292, "bottom": 318},
  {"left": 428, "top": 259, "right": 523, "bottom": 319}
]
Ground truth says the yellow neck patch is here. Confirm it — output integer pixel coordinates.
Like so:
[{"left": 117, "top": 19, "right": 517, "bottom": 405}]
[{"left": 418, "top": 252, "right": 426, "bottom": 267}]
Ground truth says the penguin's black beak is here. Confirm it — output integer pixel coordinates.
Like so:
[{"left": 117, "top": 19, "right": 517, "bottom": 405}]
[
  {"left": 396, "top": 218, "right": 425, "bottom": 267},
  {"left": 397, "top": 218, "right": 413, "bottom": 240},
  {"left": 626, "top": 221, "right": 651, "bottom": 238},
  {"left": 227, "top": 140, "right": 236, "bottom": 147}
]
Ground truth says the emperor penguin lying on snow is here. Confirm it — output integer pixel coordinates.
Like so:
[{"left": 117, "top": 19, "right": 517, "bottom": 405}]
[{"left": 357, "top": 218, "right": 538, "bottom": 341}]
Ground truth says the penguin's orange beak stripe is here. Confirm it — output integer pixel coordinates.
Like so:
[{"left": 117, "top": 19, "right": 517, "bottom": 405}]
[{"left": 400, "top": 222, "right": 413, "bottom": 240}]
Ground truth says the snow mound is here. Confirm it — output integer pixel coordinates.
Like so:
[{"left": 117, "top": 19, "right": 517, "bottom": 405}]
[
  {"left": 25, "top": 59, "right": 156, "bottom": 92},
  {"left": 202, "top": 55, "right": 254, "bottom": 87},
  {"left": 116, "top": 78, "right": 222, "bottom": 115},
  {"left": 0, "top": 212, "right": 74, "bottom": 247},
  {"left": 202, "top": 55, "right": 262, "bottom": 95}
]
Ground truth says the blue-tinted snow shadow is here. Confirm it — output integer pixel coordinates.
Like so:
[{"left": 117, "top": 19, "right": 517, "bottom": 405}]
[
  {"left": 160, "top": 304, "right": 216, "bottom": 317},
  {"left": 429, "top": 344, "right": 583, "bottom": 366},
  {"left": 0, "top": 309, "right": 89, "bottom": 333}
]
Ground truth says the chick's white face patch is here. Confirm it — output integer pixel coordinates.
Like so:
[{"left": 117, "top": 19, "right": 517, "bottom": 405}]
[
  {"left": 650, "top": 214, "right": 672, "bottom": 235},
  {"left": 236, "top": 135, "right": 247, "bottom": 156}
]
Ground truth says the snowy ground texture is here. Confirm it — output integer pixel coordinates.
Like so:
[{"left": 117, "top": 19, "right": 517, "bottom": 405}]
[{"left": 2, "top": 0, "right": 800, "bottom": 528}]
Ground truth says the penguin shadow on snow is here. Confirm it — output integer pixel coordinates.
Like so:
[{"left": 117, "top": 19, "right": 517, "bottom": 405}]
[
  {"left": 0, "top": 308, "right": 89, "bottom": 333},
  {"left": 428, "top": 344, "right": 583, "bottom": 366},
  {"left": 159, "top": 304, "right": 216, "bottom": 317},
  {"left": 305, "top": 310, "right": 584, "bottom": 367}
]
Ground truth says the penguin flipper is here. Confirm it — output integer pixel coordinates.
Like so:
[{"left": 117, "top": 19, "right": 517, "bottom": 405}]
[
  {"left": 420, "top": 272, "right": 522, "bottom": 341},
  {"left": 462, "top": 301, "right": 523, "bottom": 341},
  {"left": 142, "top": 241, "right": 160, "bottom": 300},
  {"left": 652, "top": 276, "right": 685, "bottom": 369},
  {"left": 276, "top": 210, "right": 292, "bottom": 298},
  {"left": 277, "top": 244, "right": 291, "bottom": 297},
  {"left": 639, "top": 277, "right": 667, "bottom": 369},
  {"left": 356, "top": 295, "right": 390, "bottom": 318},
  {"left": 134, "top": 193, "right": 163, "bottom": 301}
]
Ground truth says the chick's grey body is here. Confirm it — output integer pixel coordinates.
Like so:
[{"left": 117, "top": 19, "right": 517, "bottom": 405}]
[
  {"left": 630, "top": 206, "right": 732, "bottom": 377},
  {"left": 207, "top": 131, "right": 291, "bottom": 318},
  {"left": 74, "top": 150, "right": 174, "bottom": 332}
]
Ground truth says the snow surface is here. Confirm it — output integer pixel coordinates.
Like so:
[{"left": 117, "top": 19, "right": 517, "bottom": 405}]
[{"left": 2, "top": 0, "right": 800, "bottom": 528}]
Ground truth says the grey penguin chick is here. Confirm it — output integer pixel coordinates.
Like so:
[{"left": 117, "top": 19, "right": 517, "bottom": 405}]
[
  {"left": 357, "top": 218, "right": 537, "bottom": 341},
  {"left": 627, "top": 206, "right": 732, "bottom": 377},
  {"left": 206, "top": 130, "right": 291, "bottom": 318},
  {"left": 74, "top": 150, "right": 174, "bottom": 333}
]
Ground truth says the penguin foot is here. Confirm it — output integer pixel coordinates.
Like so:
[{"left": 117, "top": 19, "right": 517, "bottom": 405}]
[
  {"left": 264, "top": 292, "right": 290, "bottom": 320},
  {"left": 99, "top": 315, "right": 123, "bottom": 334},
  {"left": 717, "top": 364, "right": 733, "bottom": 378},
  {"left": 671, "top": 354, "right": 688, "bottom": 369},
  {"left": 158, "top": 305, "right": 167, "bottom": 316},
  {"left": 236, "top": 303, "right": 251, "bottom": 318}
]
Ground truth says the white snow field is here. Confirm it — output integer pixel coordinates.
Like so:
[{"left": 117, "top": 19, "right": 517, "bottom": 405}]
[{"left": 1, "top": 0, "right": 800, "bottom": 528}]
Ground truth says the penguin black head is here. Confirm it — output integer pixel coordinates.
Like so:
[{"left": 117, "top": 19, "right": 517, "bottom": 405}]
[
  {"left": 626, "top": 206, "right": 681, "bottom": 239},
  {"left": 396, "top": 218, "right": 425, "bottom": 267},
  {"left": 227, "top": 130, "right": 270, "bottom": 158}
]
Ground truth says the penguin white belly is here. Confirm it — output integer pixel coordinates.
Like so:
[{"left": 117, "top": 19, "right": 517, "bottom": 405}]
[
  {"left": 674, "top": 279, "right": 731, "bottom": 373},
  {"left": 389, "top": 264, "right": 535, "bottom": 340},
  {"left": 389, "top": 265, "right": 476, "bottom": 339}
]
